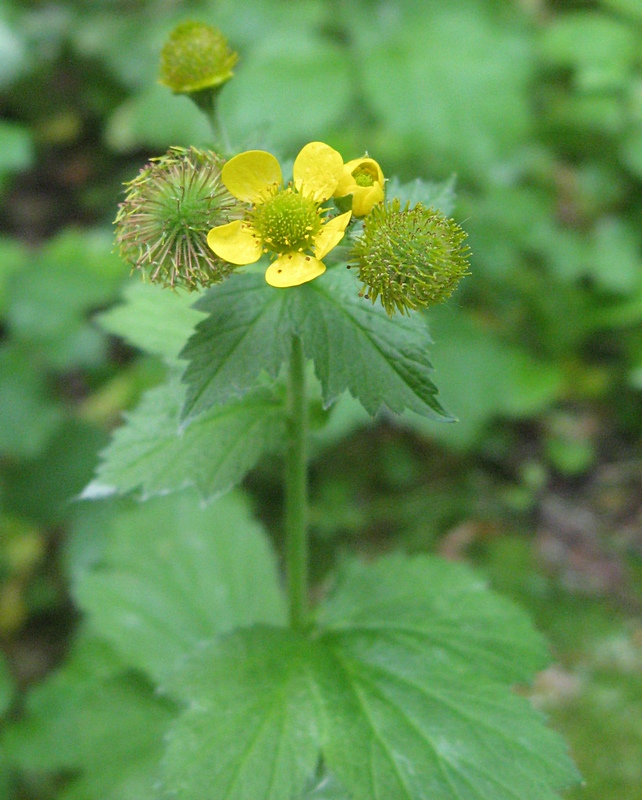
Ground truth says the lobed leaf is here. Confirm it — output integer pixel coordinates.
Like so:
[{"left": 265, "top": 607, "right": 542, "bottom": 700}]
[
  {"left": 160, "top": 556, "right": 579, "bottom": 800},
  {"left": 87, "top": 375, "right": 284, "bottom": 501},
  {"left": 161, "top": 627, "right": 321, "bottom": 800},
  {"left": 292, "top": 269, "right": 452, "bottom": 420},
  {"left": 97, "top": 280, "right": 206, "bottom": 363},
  {"left": 75, "top": 491, "right": 286, "bottom": 685},
  {"left": 181, "top": 274, "right": 293, "bottom": 418},
  {"left": 181, "top": 270, "right": 451, "bottom": 423}
]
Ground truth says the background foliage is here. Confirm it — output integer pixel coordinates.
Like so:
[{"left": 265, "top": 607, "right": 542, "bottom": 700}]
[{"left": 0, "top": 0, "right": 641, "bottom": 798}]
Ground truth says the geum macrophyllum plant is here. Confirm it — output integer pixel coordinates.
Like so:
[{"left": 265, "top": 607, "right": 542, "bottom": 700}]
[{"left": 85, "top": 19, "right": 580, "bottom": 800}]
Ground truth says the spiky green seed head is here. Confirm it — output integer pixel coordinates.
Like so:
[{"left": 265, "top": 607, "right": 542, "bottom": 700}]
[
  {"left": 158, "top": 21, "right": 238, "bottom": 95},
  {"left": 115, "top": 146, "right": 243, "bottom": 290},
  {"left": 349, "top": 199, "right": 471, "bottom": 316}
]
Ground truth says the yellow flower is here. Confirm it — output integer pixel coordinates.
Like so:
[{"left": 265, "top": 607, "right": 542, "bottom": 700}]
[
  {"left": 334, "top": 156, "right": 385, "bottom": 217},
  {"left": 207, "top": 142, "right": 352, "bottom": 288}
]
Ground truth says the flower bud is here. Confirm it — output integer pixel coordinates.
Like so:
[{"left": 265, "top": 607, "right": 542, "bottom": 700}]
[
  {"left": 158, "top": 21, "right": 238, "bottom": 96},
  {"left": 115, "top": 146, "right": 243, "bottom": 290},
  {"left": 349, "top": 199, "right": 470, "bottom": 315},
  {"left": 334, "top": 156, "right": 385, "bottom": 217}
]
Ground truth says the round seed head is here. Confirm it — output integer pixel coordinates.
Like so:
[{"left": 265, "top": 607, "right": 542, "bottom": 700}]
[
  {"left": 349, "top": 199, "right": 471, "bottom": 316},
  {"left": 115, "top": 146, "right": 243, "bottom": 290},
  {"left": 158, "top": 21, "right": 238, "bottom": 95}
]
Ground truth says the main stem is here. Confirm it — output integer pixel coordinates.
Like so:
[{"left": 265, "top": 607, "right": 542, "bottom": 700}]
[{"left": 285, "top": 335, "right": 309, "bottom": 631}]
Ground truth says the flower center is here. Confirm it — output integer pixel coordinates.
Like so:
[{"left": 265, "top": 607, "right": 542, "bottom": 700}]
[
  {"left": 352, "top": 163, "right": 378, "bottom": 188},
  {"left": 252, "top": 188, "right": 323, "bottom": 254}
]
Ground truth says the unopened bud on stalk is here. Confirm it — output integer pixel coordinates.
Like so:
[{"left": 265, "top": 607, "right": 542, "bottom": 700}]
[
  {"left": 158, "top": 21, "right": 238, "bottom": 96},
  {"left": 349, "top": 199, "right": 471, "bottom": 316},
  {"left": 115, "top": 146, "right": 243, "bottom": 290}
]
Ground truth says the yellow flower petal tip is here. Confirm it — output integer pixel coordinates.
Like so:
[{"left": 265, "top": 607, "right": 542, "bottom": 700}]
[
  {"left": 334, "top": 156, "right": 385, "bottom": 217},
  {"left": 207, "top": 220, "right": 262, "bottom": 265},
  {"left": 293, "top": 142, "right": 344, "bottom": 203},
  {"left": 265, "top": 253, "right": 326, "bottom": 288},
  {"left": 222, "top": 151, "right": 282, "bottom": 204}
]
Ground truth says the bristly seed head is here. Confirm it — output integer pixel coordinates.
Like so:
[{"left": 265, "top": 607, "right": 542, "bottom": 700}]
[
  {"left": 349, "top": 198, "right": 471, "bottom": 316},
  {"left": 115, "top": 146, "right": 243, "bottom": 290}
]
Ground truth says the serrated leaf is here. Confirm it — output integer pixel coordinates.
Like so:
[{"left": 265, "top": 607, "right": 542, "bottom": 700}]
[
  {"left": 314, "top": 632, "right": 577, "bottom": 800},
  {"left": 293, "top": 269, "right": 451, "bottom": 420},
  {"left": 97, "top": 280, "right": 207, "bottom": 363},
  {"left": 87, "top": 375, "right": 284, "bottom": 501},
  {"left": 181, "top": 274, "right": 293, "bottom": 418},
  {"left": 318, "top": 554, "right": 549, "bottom": 684},
  {"left": 160, "top": 557, "right": 578, "bottom": 800},
  {"left": 75, "top": 491, "right": 286, "bottom": 684},
  {"left": 161, "top": 627, "right": 321, "bottom": 800},
  {"left": 313, "top": 555, "right": 578, "bottom": 800},
  {"left": 4, "top": 634, "right": 174, "bottom": 800},
  {"left": 385, "top": 176, "right": 456, "bottom": 216},
  {"left": 181, "top": 270, "right": 450, "bottom": 422}
]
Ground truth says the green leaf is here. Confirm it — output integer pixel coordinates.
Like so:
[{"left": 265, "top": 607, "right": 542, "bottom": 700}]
[
  {"left": 3, "top": 419, "right": 109, "bottom": 526},
  {"left": 4, "top": 634, "right": 174, "bottom": 800},
  {"left": 313, "top": 555, "right": 578, "bottom": 800},
  {"left": 539, "top": 12, "right": 637, "bottom": 91},
  {"left": 6, "top": 228, "right": 126, "bottom": 369},
  {"left": 221, "top": 35, "right": 351, "bottom": 151},
  {"left": 0, "top": 651, "right": 14, "bottom": 718},
  {"left": 405, "top": 305, "right": 562, "bottom": 450},
  {"left": 87, "top": 375, "right": 284, "bottom": 501},
  {"left": 181, "top": 274, "right": 293, "bottom": 417},
  {"left": 318, "top": 554, "right": 549, "bottom": 684},
  {"left": 350, "top": 0, "right": 533, "bottom": 179},
  {"left": 75, "top": 490, "right": 286, "bottom": 684},
  {"left": 182, "top": 270, "right": 450, "bottom": 421},
  {"left": 105, "top": 83, "right": 212, "bottom": 152},
  {"left": 161, "top": 627, "right": 321, "bottom": 800},
  {"left": 97, "top": 280, "right": 207, "bottom": 363},
  {"left": 0, "top": 344, "right": 64, "bottom": 459},
  {"left": 294, "top": 269, "right": 450, "bottom": 420},
  {"left": 160, "top": 556, "right": 578, "bottom": 800},
  {"left": 314, "top": 632, "right": 576, "bottom": 800},
  {"left": 385, "top": 175, "right": 456, "bottom": 216}
]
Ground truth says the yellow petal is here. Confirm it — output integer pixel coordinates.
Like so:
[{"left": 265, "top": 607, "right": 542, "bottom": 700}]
[
  {"left": 222, "top": 151, "right": 281, "bottom": 204},
  {"left": 293, "top": 142, "right": 344, "bottom": 203},
  {"left": 313, "top": 211, "right": 352, "bottom": 259},
  {"left": 351, "top": 182, "right": 385, "bottom": 217},
  {"left": 207, "top": 221, "right": 262, "bottom": 265},
  {"left": 265, "top": 252, "right": 326, "bottom": 288}
]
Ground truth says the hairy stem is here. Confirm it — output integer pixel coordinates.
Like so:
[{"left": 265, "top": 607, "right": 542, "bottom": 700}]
[{"left": 285, "top": 335, "right": 309, "bottom": 630}]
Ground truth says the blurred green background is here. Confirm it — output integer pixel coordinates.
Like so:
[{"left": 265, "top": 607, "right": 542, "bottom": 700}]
[{"left": 0, "top": 0, "right": 641, "bottom": 798}]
